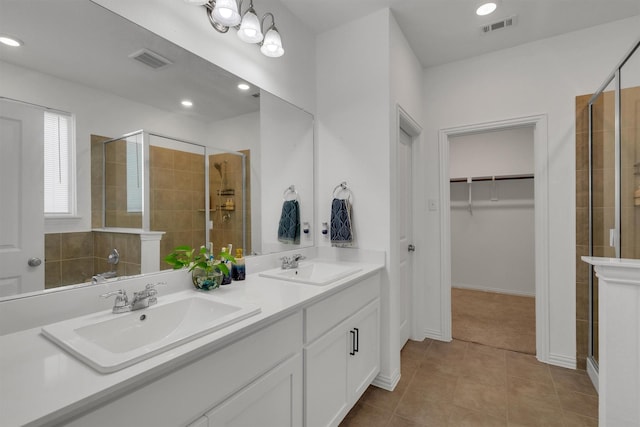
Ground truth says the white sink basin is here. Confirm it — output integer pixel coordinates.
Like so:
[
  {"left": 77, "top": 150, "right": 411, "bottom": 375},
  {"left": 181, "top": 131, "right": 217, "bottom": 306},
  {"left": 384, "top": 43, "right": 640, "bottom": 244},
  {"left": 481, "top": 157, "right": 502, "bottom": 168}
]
[
  {"left": 259, "top": 261, "right": 361, "bottom": 286},
  {"left": 41, "top": 293, "right": 261, "bottom": 373}
]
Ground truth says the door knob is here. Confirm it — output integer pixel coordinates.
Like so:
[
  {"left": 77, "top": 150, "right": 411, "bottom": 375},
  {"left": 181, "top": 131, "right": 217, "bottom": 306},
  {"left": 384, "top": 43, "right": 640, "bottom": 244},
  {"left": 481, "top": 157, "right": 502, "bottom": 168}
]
[
  {"left": 408, "top": 244, "right": 416, "bottom": 252},
  {"left": 28, "top": 257, "right": 42, "bottom": 267}
]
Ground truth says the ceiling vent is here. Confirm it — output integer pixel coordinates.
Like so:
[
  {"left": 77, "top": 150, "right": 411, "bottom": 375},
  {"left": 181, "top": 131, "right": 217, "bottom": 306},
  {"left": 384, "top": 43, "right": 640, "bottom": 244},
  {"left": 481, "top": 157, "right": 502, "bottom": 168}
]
[
  {"left": 481, "top": 15, "right": 517, "bottom": 34},
  {"left": 128, "top": 49, "right": 173, "bottom": 70}
]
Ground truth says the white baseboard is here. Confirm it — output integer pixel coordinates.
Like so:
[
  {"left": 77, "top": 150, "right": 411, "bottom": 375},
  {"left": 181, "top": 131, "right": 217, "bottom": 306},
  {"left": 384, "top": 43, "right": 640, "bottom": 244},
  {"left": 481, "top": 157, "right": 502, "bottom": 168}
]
[
  {"left": 452, "top": 284, "right": 535, "bottom": 298},
  {"left": 586, "top": 357, "right": 599, "bottom": 394},
  {"left": 423, "top": 328, "right": 450, "bottom": 342},
  {"left": 372, "top": 368, "right": 400, "bottom": 392},
  {"left": 546, "top": 352, "right": 576, "bottom": 369}
]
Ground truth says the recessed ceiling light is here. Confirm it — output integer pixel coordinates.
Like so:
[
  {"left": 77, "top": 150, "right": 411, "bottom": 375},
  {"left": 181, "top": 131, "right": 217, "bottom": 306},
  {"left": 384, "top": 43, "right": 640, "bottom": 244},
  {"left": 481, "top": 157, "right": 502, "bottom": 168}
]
[
  {"left": 476, "top": 2, "right": 497, "bottom": 16},
  {"left": 237, "top": 83, "right": 250, "bottom": 91},
  {"left": 181, "top": 100, "right": 193, "bottom": 107},
  {"left": 0, "top": 35, "right": 23, "bottom": 47}
]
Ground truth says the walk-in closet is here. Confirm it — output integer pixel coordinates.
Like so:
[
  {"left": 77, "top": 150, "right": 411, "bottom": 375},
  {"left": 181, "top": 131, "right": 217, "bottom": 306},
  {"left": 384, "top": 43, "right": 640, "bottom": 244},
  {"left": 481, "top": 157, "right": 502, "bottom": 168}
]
[{"left": 449, "top": 126, "right": 536, "bottom": 354}]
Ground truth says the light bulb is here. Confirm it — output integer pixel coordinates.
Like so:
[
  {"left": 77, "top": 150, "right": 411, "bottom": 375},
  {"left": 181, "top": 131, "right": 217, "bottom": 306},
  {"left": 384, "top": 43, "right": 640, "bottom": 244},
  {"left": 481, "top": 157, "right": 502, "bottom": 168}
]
[
  {"left": 0, "top": 35, "right": 23, "bottom": 47},
  {"left": 238, "top": 8, "right": 263, "bottom": 43},
  {"left": 212, "top": 0, "right": 240, "bottom": 26},
  {"left": 476, "top": 2, "right": 497, "bottom": 16},
  {"left": 260, "top": 28, "right": 284, "bottom": 57}
]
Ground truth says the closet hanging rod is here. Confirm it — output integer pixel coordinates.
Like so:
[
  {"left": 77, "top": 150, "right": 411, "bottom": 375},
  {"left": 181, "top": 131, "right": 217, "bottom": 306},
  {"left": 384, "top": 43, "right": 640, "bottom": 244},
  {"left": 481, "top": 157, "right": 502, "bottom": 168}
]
[{"left": 450, "top": 174, "right": 534, "bottom": 183}]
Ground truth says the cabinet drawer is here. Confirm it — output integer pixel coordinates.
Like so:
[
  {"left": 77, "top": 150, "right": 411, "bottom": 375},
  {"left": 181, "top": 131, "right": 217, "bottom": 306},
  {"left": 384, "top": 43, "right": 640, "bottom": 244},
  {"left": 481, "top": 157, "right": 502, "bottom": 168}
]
[{"left": 305, "top": 273, "right": 380, "bottom": 344}]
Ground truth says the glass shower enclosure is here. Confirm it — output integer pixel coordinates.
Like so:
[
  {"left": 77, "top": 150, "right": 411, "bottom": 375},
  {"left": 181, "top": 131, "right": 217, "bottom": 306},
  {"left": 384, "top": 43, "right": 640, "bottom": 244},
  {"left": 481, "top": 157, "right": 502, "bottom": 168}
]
[{"left": 587, "top": 38, "right": 640, "bottom": 373}]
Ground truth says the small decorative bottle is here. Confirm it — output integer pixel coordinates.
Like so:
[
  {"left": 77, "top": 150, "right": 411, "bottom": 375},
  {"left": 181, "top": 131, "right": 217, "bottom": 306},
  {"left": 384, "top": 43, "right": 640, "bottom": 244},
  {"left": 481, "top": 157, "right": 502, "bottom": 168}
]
[{"left": 232, "top": 248, "right": 245, "bottom": 281}]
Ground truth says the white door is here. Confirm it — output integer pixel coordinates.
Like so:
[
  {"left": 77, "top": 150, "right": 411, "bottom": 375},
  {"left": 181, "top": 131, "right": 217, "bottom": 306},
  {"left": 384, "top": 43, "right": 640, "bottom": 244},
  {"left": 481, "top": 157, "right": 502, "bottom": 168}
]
[
  {"left": 398, "top": 129, "right": 413, "bottom": 346},
  {"left": 0, "top": 99, "right": 44, "bottom": 296}
]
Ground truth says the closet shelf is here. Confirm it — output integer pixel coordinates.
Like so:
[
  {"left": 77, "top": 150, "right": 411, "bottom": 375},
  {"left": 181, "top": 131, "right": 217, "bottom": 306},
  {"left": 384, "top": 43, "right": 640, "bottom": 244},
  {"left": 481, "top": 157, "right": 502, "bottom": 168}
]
[
  {"left": 450, "top": 174, "right": 534, "bottom": 183},
  {"left": 451, "top": 200, "right": 534, "bottom": 209}
]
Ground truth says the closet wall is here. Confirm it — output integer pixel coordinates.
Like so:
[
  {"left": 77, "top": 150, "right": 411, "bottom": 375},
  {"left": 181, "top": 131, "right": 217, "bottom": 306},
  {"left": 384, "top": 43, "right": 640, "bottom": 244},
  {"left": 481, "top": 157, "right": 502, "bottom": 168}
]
[{"left": 450, "top": 127, "right": 535, "bottom": 296}]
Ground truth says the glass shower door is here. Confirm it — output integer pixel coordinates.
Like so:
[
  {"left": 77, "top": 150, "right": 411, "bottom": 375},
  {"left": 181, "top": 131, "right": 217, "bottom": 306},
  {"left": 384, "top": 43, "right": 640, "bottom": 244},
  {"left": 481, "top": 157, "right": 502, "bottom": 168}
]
[{"left": 587, "top": 39, "right": 640, "bottom": 370}]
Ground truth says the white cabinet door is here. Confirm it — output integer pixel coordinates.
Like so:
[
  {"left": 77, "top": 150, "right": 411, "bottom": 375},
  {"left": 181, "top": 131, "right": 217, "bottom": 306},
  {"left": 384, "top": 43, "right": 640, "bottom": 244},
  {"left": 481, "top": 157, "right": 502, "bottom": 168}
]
[
  {"left": 304, "top": 325, "right": 350, "bottom": 427},
  {"left": 347, "top": 301, "right": 380, "bottom": 402},
  {"left": 305, "top": 299, "right": 380, "bottom": 427},
  {"left": 206, "top": 354, "right": 303, "bottom": 427}
]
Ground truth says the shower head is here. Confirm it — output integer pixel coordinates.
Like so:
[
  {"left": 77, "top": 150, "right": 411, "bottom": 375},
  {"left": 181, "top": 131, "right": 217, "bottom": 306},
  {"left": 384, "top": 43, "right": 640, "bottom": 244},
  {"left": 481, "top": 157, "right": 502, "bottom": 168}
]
[{"left": 213, "top": 162, "right": 223, "bottom": 178}]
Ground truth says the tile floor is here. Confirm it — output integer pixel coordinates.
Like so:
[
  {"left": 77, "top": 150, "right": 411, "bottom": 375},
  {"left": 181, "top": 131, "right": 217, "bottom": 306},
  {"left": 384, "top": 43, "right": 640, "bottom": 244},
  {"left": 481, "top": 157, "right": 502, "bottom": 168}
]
[
  {"left": 340, "top": 339, "right": 598, "bottom": 427},
  {"left": 452, "top": 288, "right": 536, "bottom": 355}
]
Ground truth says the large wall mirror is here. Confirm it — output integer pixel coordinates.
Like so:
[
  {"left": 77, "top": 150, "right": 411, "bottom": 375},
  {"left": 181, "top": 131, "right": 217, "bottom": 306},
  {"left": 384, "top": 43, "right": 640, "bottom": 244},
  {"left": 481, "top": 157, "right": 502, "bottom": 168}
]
[{"left": 0, "top": 0, "right": 314, "bottom": 298}]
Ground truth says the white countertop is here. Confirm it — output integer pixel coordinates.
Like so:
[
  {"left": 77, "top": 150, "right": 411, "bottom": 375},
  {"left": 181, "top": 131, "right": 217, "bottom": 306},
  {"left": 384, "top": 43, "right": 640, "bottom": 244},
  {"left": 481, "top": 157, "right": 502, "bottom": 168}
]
[
  {"left": 581, "top": 256, "right": 640, "bottom": 268},
  {"left": 0, "top": 261, "right": 383, "bottom": 427}
]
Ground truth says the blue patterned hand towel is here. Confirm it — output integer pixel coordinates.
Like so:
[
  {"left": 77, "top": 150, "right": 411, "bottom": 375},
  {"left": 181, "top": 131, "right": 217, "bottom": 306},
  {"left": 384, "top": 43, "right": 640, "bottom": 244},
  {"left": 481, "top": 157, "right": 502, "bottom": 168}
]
[
  {"left": 278, "top": 200, "right": 300, "bottom": 244},
  {"left": 330, "top": 198, "right": 354, "bottom": 246}
]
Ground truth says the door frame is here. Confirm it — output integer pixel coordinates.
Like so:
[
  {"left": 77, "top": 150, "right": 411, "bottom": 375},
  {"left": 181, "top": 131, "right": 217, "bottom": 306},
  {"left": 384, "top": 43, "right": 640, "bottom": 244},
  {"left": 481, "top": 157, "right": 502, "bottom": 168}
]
[
  {"left": 393, "top": 105, "right": 422, "bottom": 344},
  {"left": 438, "top": 114, "right": 550, "bottom": 363}
]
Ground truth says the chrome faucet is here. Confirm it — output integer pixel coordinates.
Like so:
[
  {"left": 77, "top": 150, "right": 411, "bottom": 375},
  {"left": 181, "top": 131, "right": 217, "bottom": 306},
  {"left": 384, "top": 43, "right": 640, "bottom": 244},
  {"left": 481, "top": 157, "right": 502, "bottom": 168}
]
[
  {"left": 100, "top": 282, "right": 166, "bottom": 313},
  {"left": 280, "top": 254, "right": 305, "bottom": 269}
]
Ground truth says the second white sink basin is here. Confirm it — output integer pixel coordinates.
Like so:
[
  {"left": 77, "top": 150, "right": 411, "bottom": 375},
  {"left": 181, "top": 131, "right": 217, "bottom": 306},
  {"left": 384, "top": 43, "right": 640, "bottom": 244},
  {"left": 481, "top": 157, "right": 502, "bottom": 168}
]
[
  {"left": 41, "top": 293, "right": 261, "bottom": 373},
  {"left": 259, "top": 261, "right": 361, "bottom": 286}
]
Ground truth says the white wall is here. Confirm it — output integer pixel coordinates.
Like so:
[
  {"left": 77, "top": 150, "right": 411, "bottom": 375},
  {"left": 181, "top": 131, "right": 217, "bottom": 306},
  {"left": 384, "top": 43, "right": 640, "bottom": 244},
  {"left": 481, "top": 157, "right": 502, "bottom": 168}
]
[
  {"left": 420, "top": 16, "right": 640, "bottom": 366},
  {"left": 316, "top": 8, "right": 424, "bottom": 389},
  {"left": 449, "top": 127, "right": 534, "bottom": 179},
  {"left": 260, "top": 91, "right": 314, "bottom": 253},
  {"left": 316, "top": 8, "right": 394, "bottom": 385},
  {"left": 93, "top": 0, "right": 316, "bottom": 114},
  {"left": 389, "top": 12, "right": 425, "bottom": 376},
  {"left": 0, "top": 60, "right": 210, "bottom": 234},
  {"left": 451, "top": 179, "right": 535, "bottom": 296}
]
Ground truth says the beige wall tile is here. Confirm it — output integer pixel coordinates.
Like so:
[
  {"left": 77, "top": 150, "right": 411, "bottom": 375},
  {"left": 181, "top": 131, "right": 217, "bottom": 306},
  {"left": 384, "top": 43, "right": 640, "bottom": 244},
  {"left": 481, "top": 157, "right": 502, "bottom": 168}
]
[
  {"left": 44, "top": 233, "right": 61, "bottom": 262},
  {"left": 60, "top": 258, "right": 94, "bottom": 285},
  {"left": 61, "top": 232, "right": 93, "bottom": 259}
]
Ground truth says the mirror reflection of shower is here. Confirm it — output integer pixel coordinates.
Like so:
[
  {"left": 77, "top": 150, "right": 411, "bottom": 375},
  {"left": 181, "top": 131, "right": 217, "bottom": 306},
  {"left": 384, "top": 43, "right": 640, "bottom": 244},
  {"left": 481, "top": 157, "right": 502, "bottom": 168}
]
[{"left": 214, "top": 160, "right": 232, "bottom": 222}]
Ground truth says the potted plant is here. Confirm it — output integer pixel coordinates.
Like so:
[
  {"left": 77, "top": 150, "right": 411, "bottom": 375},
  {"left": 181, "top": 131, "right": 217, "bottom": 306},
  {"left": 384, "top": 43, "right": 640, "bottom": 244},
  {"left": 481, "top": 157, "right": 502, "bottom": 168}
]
[{"left": 164, "top": 245, "right": 234, "bottom": 291}]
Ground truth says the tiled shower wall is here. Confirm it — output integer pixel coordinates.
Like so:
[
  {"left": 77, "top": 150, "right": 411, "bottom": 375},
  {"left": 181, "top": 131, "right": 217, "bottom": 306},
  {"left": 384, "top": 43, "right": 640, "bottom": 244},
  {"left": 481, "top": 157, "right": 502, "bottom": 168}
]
[
  {"left": 44, "top": 231, "right": 141, "bottom": 289},
  {"left": 90, "top": 135, "right": 251, "bottom": 271},
  {"left": 150, "top": 145, "right": 206, "bottom": 269},
  {"left": 209, "top": 150, "right": 251, "bottom": 256}
]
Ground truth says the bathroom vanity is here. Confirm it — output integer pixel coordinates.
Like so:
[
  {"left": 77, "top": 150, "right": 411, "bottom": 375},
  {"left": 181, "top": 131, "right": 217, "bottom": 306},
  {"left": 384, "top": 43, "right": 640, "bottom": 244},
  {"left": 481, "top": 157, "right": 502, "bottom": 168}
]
[{"left": 0, "top": 251, "right": 383, "bottom": 427}]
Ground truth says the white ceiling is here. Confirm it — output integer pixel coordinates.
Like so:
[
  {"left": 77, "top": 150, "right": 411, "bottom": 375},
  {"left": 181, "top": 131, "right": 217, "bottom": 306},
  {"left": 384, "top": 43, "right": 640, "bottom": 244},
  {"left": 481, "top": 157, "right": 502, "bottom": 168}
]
[
  {"left": 279, "top": 0, "right": 640, "bottom": 68},
  {"left": 0, "top": 0, "right": 260, "bottom": 123}
]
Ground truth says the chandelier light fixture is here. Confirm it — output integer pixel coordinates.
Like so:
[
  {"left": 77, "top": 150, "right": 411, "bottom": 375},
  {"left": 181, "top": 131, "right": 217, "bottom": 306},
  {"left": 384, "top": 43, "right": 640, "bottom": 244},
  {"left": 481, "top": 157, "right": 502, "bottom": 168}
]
[{"left": 184, "top": 0, "right": 284, "bottom": 58}]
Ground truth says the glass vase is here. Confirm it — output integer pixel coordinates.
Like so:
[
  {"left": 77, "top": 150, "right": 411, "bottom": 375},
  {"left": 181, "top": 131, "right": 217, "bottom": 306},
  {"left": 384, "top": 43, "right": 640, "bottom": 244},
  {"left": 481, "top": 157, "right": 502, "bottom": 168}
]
[{"left": 191, "top": 268, "right": 223, "bottom": 291}]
